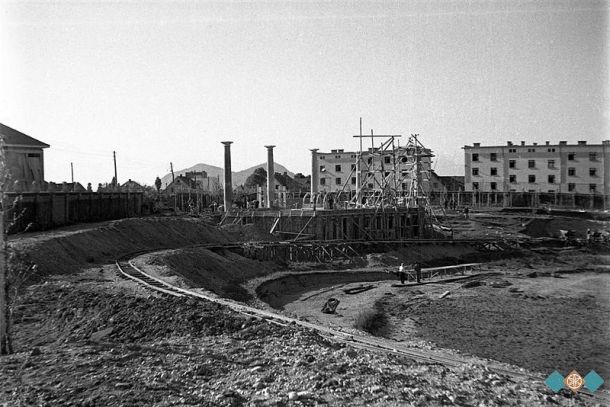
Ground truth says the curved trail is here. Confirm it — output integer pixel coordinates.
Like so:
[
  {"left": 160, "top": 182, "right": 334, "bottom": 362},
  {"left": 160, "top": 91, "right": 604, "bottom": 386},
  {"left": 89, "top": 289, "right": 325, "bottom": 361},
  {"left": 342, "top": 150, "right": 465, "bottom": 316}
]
[{"left": 116, "top": 252, "right": 608, "bottom": 404}]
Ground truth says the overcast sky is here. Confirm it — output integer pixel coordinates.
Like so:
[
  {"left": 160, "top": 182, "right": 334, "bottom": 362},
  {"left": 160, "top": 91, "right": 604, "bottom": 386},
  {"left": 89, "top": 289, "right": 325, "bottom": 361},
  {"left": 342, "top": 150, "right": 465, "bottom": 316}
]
[{"left": 1, "top": 0, "right": 607, "bottom": 187}]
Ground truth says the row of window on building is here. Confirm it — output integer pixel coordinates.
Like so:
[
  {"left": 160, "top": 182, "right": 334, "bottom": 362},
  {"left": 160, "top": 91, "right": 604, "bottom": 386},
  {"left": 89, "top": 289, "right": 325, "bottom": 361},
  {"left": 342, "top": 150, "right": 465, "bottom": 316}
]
[
  {"left": 320, "top": 164, "right": 414, "bottom": 179},
  {"left": 472, "top": 180, "right": 598, "bottom": 192},
  {"left": 320, "top": 177, "right": 357, "bottom": 186},
  {"left": 472, "top": 152, "right": 599, "bottom": 161},
  {"left": 320, "top": 157, "right": 410, "bottom": 173},
  {"left": 318, "top": 154, "right": 358, "bottom": 160},
  {"left": 472, "top": 166, "right": 598, "bottom": 177},
  {"left": 321, "top": 164, "right": 357, "bottom": 173}
]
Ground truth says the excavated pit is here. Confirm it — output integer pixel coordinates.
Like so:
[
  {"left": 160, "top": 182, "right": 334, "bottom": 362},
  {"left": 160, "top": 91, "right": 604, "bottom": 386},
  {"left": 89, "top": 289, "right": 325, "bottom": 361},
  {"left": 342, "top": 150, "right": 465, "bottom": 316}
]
[
  {"left": 255, "top": 270, "right": 396, "bottom": 309},
  {"left": 9, "top": 215, "right": 609, "bottom": 384}
]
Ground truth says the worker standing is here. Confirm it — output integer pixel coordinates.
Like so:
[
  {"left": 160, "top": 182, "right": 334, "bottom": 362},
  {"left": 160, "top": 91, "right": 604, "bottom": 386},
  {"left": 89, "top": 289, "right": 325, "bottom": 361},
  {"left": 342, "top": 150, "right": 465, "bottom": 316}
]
[
  {"left": 415, "top": 263, "right": 422, "bottom": 283},
  {"left": 398, "top": 263, "right": 406, "bottom": 284}
]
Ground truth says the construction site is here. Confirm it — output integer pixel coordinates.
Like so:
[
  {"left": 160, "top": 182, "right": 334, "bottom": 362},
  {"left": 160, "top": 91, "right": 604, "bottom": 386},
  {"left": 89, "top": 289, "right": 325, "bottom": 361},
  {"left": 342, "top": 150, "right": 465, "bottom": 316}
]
[{"left": 2, "top": 130, "right": 609, "bottom": 406}]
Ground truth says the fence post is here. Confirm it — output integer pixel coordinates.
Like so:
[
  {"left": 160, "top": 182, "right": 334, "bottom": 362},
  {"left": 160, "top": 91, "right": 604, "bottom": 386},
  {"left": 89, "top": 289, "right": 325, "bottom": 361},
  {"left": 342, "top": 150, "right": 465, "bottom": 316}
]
[{"left": 64, "top": 193, "right": 69, "bottom": 225}]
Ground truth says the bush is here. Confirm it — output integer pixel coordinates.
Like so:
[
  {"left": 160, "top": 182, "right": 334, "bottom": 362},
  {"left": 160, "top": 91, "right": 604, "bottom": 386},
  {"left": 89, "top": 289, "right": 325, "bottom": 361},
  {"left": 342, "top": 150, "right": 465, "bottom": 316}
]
[{"left": 353, "top": 307, "right": 387, "bottom": 335}]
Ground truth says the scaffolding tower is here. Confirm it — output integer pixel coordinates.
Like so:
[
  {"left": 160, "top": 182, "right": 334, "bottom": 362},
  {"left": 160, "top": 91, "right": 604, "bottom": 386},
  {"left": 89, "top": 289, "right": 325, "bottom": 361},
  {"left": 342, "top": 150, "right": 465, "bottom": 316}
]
[{"left": 323, "top": 120, "right": 447, "bottom": 228}]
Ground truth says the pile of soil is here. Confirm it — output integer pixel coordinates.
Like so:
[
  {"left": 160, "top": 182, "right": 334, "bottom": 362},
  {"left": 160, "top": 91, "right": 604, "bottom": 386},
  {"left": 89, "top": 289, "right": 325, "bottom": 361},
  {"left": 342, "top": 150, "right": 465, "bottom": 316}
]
[
  {"left": 11, "top": 284, "right": 259, "bottom": 348},
  {"left": 524, "top": 217, "right": 606, "bottom": 238},
  {"left": 148, "top": 247, "right": 283, "bottom": 302},
  {"left": 8, "top": 217, "right": 242, "bottom": 278}
]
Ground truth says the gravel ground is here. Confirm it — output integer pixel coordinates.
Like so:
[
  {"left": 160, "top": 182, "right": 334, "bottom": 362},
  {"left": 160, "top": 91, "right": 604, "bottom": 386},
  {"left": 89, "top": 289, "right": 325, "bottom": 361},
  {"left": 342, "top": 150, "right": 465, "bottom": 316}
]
[
  {"left": 377, "top": 266, "right": 610, "bottom": 382},
  {"left": 0, "top": 281, "right": 593, "bottom": 406}
]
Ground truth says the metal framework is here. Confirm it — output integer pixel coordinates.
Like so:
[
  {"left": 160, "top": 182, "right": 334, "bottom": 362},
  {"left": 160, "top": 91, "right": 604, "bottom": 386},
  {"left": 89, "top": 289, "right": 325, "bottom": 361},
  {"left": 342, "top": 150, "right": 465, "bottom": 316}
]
[
  {"left": 332, "top": 121, "right": 440, "bottom": 214},
  {"left": 319, "top": 120, "right": 446, "bottom": 232}
]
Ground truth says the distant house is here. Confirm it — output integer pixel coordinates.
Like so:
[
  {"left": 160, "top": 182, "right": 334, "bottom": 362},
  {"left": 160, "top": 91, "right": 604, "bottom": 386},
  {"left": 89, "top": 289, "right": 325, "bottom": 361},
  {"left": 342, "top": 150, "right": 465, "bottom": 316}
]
[
  {"left": 293, "top": 173, "right": 311, "bottom": 192},
  {"left": 437, "top": 175, "right": 465, "bottom": 192},
  {"left": 122, "top": 179, "right": 145, "bottom": 192},
  {"left": 163, "top": 171, "right": 220, "bottom": 195},
  {"left": 1, "top": 123, "right": 49, "bottom": 191},
  {"left": 425, "top": 171, "right": 442, "bottom": 194},
  {"left": 274, "top": 172, "right": 309, "bottom": 193}
]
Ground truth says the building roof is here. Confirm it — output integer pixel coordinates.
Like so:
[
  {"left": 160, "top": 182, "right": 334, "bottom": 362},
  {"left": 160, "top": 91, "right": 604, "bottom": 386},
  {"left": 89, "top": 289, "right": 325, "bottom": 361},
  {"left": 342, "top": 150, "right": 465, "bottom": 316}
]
[
  {"left": 464, "top": 140, "right": 609, "bottom": 149},
  {"left": 122, "top": 179, "right": 143, "bottom": 187},
  {"left": 0, "top": 123, "right": 50, "bottom": 148}
]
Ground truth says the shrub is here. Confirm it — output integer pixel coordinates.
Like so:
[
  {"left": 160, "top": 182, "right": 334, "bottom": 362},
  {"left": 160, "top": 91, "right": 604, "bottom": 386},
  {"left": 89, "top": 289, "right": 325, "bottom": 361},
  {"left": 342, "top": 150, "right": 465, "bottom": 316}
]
[{"left": 353, "top": 307, "right": 387, "bottom": 335}]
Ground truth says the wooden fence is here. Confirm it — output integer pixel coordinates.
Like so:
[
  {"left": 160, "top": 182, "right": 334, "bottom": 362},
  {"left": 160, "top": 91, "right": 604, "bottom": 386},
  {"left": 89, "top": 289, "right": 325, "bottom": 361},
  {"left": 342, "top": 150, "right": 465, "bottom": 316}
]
[{"left": 3, "top": 191, "right": 144, "bottom": 234}]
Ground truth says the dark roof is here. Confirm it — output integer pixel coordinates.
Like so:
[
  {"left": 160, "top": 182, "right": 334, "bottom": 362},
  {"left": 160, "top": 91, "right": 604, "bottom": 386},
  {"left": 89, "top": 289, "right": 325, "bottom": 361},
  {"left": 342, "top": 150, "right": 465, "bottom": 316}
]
[{"left": 0, "top": 123, "right": 49, "bottom": 148}]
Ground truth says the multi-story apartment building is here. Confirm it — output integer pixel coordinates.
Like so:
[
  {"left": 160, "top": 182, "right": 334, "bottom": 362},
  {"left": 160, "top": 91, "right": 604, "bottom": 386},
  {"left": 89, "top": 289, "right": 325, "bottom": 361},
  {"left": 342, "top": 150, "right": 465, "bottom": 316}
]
[
  {"left": 464, "top": 140, "right": 610, "bottom": 194},
  {"left": 310, "top": 146, "right": 434, "bottom": 194}
]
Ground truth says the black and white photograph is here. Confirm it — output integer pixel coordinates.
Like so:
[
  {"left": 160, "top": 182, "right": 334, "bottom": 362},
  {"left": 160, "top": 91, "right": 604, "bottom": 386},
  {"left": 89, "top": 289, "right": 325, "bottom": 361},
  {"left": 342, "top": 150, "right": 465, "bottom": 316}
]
[{"left": 0, "top": 0, "right": 608, "bottom": 405}]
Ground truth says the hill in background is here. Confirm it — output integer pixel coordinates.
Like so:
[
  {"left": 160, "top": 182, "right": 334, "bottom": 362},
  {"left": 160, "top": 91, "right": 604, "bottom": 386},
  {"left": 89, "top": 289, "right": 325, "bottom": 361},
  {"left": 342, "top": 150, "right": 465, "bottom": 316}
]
[{"left": 160, "top": 162, "right": 295, "bottom": 188}]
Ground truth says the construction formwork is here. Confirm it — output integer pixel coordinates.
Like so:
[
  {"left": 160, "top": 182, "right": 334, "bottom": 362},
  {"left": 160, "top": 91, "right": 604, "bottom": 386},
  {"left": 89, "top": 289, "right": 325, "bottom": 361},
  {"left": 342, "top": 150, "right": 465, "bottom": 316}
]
[{"left": 222, "top": 206, "right": 434, "bottom": 241}]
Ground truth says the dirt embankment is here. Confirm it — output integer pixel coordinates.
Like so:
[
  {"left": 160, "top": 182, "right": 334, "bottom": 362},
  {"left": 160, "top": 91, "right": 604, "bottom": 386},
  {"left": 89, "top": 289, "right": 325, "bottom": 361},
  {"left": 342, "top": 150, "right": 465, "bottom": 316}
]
[
  {"left": 146, "top": 247, "right": 283, "bottom": 302},
  {"left": 135, "top": 241, "right": 511, "bottom": 309},
  {"left": 254, "top": 242, "right": 513, "bottom": 310},
  {"left": 8, "top": 217, "right": 251, "bottom": 278}
]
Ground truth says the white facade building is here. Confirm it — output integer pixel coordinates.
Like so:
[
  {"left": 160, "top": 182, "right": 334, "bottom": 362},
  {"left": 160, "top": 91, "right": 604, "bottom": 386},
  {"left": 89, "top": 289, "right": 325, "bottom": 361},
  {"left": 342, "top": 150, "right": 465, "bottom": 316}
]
[
  {"left": 311, "top": 147, "right": 434, "bottom": 194},
  {"left": 464, "top": 140, "right": 610, "bottom": 194}
]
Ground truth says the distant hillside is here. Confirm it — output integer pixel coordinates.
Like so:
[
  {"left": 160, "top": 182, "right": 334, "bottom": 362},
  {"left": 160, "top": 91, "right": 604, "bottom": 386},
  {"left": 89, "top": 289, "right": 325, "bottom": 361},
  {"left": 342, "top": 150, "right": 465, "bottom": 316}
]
[{"left": 160, "top": 162, "right": 294, "bottom": 188}]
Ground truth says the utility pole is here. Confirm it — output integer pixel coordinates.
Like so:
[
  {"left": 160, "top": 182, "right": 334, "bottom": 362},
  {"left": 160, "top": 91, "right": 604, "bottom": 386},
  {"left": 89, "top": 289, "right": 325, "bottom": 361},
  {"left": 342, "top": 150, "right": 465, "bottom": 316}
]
[
  {"left": 113, "top": 151, "right": 117, "bottom": 186},
  {"left": 70, "top": 162, "right": 74, "bottom": 183},
  {"left": 170, "top": 162, "right": 176, "bottom": 212},
  {"left": 356, "top": 117, "right": 362, "bottom": 205}
]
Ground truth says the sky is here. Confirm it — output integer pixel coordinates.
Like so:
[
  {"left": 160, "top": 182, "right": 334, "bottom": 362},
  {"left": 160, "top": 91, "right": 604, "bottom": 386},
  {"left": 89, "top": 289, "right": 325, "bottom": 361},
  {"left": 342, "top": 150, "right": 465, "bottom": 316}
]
[{"left": 1, "top": 0, "right": 608, "bottom": 187}]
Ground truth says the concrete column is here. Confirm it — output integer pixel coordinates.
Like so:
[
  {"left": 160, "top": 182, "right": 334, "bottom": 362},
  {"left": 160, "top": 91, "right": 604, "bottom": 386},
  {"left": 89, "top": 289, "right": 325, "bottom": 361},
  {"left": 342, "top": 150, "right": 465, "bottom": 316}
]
[
  {"left": 310, "top": 149, "right": 319, "bottom": 196},
  {"left": 221, "top": 141, "right": 233, "bottom": 211},
  {"left": 265, "top": 145, "right": 275, "bottom": 208}
]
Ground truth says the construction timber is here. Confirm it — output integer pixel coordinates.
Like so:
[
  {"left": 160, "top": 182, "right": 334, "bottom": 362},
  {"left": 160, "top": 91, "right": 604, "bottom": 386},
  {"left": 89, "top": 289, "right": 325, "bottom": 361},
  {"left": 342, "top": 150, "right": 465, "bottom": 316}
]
[{"left": 222, "top": 206, "right": 435, "bottom": 241}]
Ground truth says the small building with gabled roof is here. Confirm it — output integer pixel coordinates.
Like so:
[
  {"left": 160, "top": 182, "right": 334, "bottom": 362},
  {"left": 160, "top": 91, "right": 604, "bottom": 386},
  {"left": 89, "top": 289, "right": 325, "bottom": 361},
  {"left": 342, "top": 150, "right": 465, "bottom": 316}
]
[{"left": 1, "top": 123, "right": 50, "bottom": 191}]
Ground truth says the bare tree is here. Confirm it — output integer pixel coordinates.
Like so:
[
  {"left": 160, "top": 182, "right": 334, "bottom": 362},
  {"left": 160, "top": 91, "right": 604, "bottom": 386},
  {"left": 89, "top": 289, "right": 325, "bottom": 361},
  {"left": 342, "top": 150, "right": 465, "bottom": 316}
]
[{"left": 0, "top": 134, "right": 11, "bottom": 354}]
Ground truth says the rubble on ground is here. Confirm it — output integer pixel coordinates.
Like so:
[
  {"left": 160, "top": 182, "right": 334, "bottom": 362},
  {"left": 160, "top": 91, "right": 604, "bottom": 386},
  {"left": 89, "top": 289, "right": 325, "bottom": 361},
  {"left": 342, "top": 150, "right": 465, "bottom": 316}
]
[{"left": 1, "top": 283, "right": 592, "bottom": 406}]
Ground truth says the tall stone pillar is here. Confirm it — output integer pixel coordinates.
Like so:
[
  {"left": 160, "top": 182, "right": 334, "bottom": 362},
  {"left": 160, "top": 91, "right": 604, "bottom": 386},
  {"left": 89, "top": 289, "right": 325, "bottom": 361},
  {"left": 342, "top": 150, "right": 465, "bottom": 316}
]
[
  {"left": 265, "top": 145, "right": 275, "bottom": 208},
  {"left": 221, "top": 141, "right": 233, "bottom": 211}
]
